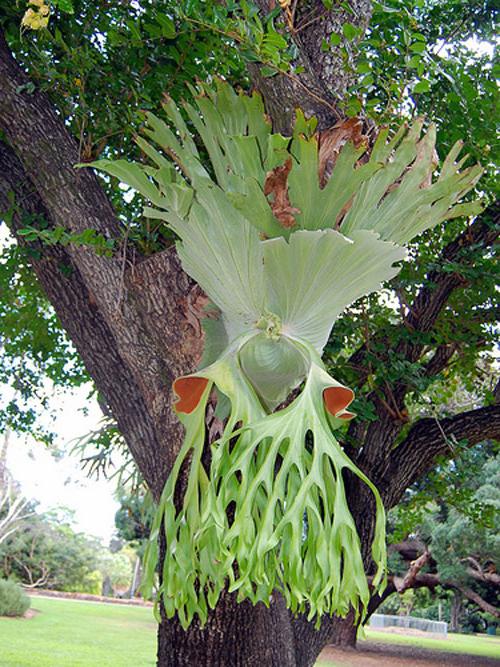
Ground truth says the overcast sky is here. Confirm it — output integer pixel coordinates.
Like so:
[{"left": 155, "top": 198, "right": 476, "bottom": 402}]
[{"left": 6, "top": 387, "right": 120, "bottom": 543}]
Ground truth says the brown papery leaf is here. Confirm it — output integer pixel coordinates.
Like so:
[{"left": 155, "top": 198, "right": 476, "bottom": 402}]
[
  {"left": 318, "top": 117, "right": 367, "bottom": 188},
  {"left": 264, "top": 157, "right": 301, "bottom": 229}
]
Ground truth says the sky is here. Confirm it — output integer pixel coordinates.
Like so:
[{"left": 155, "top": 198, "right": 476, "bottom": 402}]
[
  {"left": 5, "top": 387, "right": 120, "bottom": 543},
  {"left": 0, "top": 222, "right": 121, "bottom": 545}
]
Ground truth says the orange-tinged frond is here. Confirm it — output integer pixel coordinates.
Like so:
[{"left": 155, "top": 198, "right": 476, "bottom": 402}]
[
  {"left": 173, "top": 376, "right": 209, "bottom": 414},
  {"left": 323, "top": 386, "right": 354, "bottom": 417}
]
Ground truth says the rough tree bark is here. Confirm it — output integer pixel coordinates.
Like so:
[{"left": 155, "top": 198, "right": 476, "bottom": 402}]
[
  {"left": 249, "top": 0, "right": 373, "bottom": 132},
  {"left": 0, "top": 3, "right": 499, "bottom": 664}
]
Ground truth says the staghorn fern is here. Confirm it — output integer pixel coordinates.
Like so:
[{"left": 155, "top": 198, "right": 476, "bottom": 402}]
[{"left": 83, "top": 80, "right": 483, "bottom": 628}]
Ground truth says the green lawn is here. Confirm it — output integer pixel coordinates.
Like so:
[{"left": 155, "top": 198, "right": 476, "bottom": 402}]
[
  {"left": 0, "top": 596, "right": 157, "bottom": 666},
  {"left": 361, "top": 627, "right": 500, "bottom": 660},
  {"left": 1, "top": 597, "right": 498, "bottom": 666}
]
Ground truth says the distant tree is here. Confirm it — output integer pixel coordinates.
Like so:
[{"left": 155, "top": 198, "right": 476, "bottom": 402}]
[
  {"left": 0, "top": 510, "right": 102, "bottom": 593},
  {"left": 97, "top": 549, "right": 133, "bottom": 596},
  {"left": 376, "top": 447, "right": 500, "bottom": 630}
]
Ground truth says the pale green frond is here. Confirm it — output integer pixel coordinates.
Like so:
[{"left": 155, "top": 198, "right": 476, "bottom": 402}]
[
  {"left": 161, "top": 96, "right": 200, "bottom": 157},
  {"left": 204, "top": 80, "right": 249, "bottom": 136},
  {"left": 208, "top": 355, "right": 386, "bottom": 622},
  {"left": 142, "top": 206, "right": 184, "bottom": 228},
  {"left": 241, "top": 90, "right": 273, "bottom": 157},
  {"left": 142, "top": 112, "right": 210, "bottom": 183},
  {"left": 264, "top": 133, "right": 291, "bottom": 170},
  {"left": 226, "top": 177, "right": 285, "bottom": 238},
  {"left": 134, "top": 135, "right": 172, "bottom": 172},
  {"left": 225, "top": 135, "right": 264, "bottom": 184},
  {"left": 239, "top": 332, "right": 310, "bottom": 409},
  {"left": 262, "top": 229, "right": 406, "bottom": 352},
  {"left": 341, "top": 122, "right": 483, "bottom": 244},
  {"left": 287, "top": 135, "right": 380, "bottom": 232},
  {"left": 182, "top": 99, "right": 230, "bottom": 189},
  {"left": 170, "top": 186, "right": 266, "bottom": 342},
  {"left": 115, "top": 81, "right": 483, "bottom": 630},
  {"left": 199, "top": 312, "right": 228, "bottom": 370},
  {"left": 80, "top": 158, "right": 165, "bottom": 206}
]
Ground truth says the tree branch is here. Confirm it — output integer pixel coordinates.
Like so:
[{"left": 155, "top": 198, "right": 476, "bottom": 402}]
[
  {"left": 347, "top": 202, "right": 499, "bottom": 391},
  {"left": 393, "top": 549, "right": 431, "bottom": 593},
  {"left": 249, "top": 0, "right": 372, "bottom": 132},
  {"left": 381, "top": 404, "right": 500, "bottom": 508},
  {"left": 372, "top": 574, "right": 499, "bottom": 618},
  {"left": 463, "top": 558, "right": 500, "bottom": 589},
  {"left": 423, "top": 343, "right": 459, "bottom": 378},
  {"left": 349, "top": 204, "right": 499, "bottom": 479},
  {"left": 456, "top": 585, "right": 500, "bottom": 618}
]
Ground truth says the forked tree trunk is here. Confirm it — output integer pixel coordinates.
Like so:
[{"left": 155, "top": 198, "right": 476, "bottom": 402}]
[
  {"left": 328, "top": 616, "right": 358, "bottom": 648},
  {"left": 157, "top": 600, "right": 363, "bottom": 666},
  {"left": 157, "top": 593, "right": 297, "bottom": 666}
]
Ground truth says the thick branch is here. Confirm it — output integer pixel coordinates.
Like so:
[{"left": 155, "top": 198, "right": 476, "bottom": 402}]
[
  {"left": 456, "top": 585, "right": 500, "bottom": 618},
  {"left": 374, "top": 574, "right": 499, "bottom": 618},
  {"left": 393, "top": 549, "right": 431, "bottom": 593},
  {"left": 348, "top": 203, "right": 499, "bottom": 390},
  {"left": 381, "top": 404, "right": 500, "bottom": 507},
  {"left": 423, "top": 343, "right": 459, "bottom": 378},
  {"left": 372, "top": 572, "right": 441, "bottom": 593},
  {"left": 350, "top": 204, "right": 499, "bottom": 480},
  {"left": 464, "top": 558, "right": 500, "bottom": 589},
  {"left": 369, "top": 570, "right": 500, "bottom": 623},
  {"left": 0, "top": 30, "right": 203, "bottom": 495},
  {"left": 405, "top": 207, "right": 499, "bottom": 337}
]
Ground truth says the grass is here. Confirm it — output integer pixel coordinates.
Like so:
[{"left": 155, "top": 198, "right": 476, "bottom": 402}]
[
  {"left": 0, "top": 597, "right": 498, "bottom": 666},
  {"left": 0, "top": 596, "right": 157, "bottom": 666},
  {"left": 361, "top": 627, "right": 500, "bottom": 660}
]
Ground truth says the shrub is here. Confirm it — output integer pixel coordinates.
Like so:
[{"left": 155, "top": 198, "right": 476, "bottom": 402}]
[
  {"left": 60, "top": 569, "right": 103, "bottom": 596},
  {"left": 0, "top": 579, "right": 30, "bottom": 617}
]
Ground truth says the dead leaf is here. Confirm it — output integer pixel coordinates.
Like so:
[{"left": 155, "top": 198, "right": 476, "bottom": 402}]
[
  {"left": 181, "top": 285, "right": 213, "bottom": 337},
  {"left": 264, "top": 157, "right": 301, "bottom": 229},
  {"left": 317, "top": 117, "right": 367, "bottom": 188}
]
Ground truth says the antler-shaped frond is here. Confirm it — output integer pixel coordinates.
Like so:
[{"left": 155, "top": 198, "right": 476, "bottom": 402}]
[{"left": 83, "top": 80, "right": 483, "bottom": 629}]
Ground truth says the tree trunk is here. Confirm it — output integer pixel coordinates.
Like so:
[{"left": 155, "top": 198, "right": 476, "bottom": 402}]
[
  {"left": 450, "top": 591, "right": 462, "bottom": 633},
  {"left": 325, "top": 616, "right": 358, "bottom": 648},
  {"left": 250, "top": 0, "right": 372, "bottom": 133},
  {"left": 157, "top": 593, "right": 297, "bottom": 666}
]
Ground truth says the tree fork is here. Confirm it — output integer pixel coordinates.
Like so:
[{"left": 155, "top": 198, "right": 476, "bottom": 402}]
[{"left": 249, "top": 0, "right": 372, "bottom": 133}]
